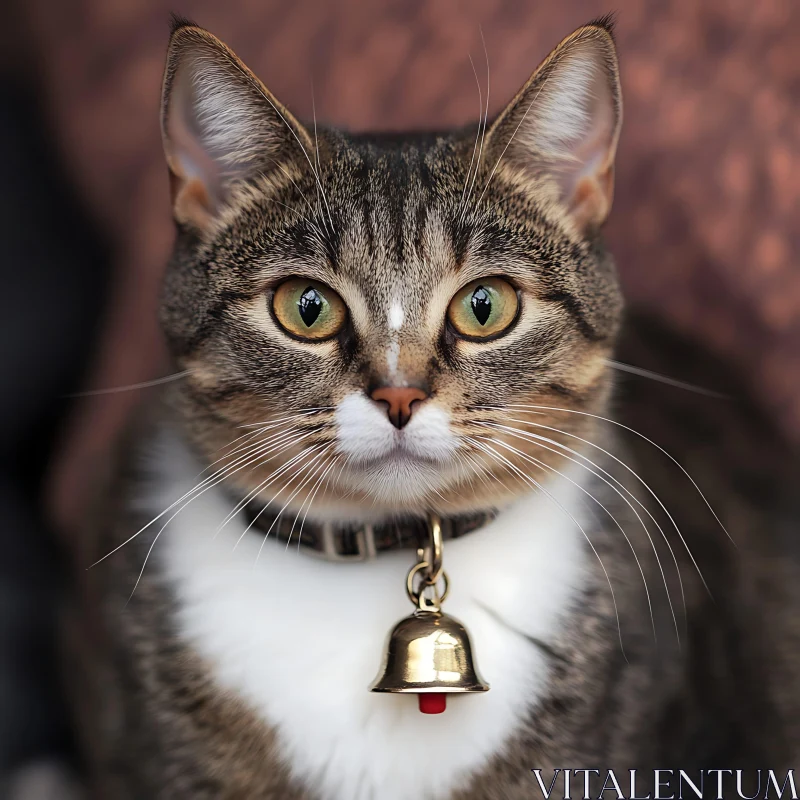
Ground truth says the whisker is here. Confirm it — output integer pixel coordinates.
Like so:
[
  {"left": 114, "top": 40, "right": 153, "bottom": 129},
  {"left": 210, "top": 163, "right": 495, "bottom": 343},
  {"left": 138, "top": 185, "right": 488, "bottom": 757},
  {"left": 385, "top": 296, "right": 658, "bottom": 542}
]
[
  {"left": 606, "top": 359, "right": 730, "bottom": 399},
  {"left": 208, "top": 418, "right": 320, "bottom": 473},
  {"left": 467, "top": 436, "right": 629, "bottom": 662},
  {"left": 429, "top": 484, "right": 451, "bottom": 504},
  {"left": 204, "top": 413, "right": 317, "bottom": 471},
  {"left": 212, "top": 426, "right": 267, "bottom": 456},
  {"left": 474, "top": 47, "right": 568, "bottom": 211},
  {"left": 287, "top": 455, "right": 340, "bottom": 551},
  {"left": 461, "top": 450, "right": 496, "bottom": 493},
  {"left": 194, "top": 425, "right": 314, "bottom": 496},
  {"left": 91, "top": 422, "right": 315, "bottom": 568},
  {"left": 238, "top": 407, "right": 334, "bottom": 428},
  {"left": 492, "top": 407, "right": 717, "bottom": 600},
  {"left": 224, "top": 440, "right": 329, "bottom": 541},
  {"left": 460, "top": 25, "right": 490, "bottom": 226},
  {"left": 298, "top": 456, "right": 350, "bottom": 549},
  {"left": 502, "top": 403, "right": 735, "bottom": 550},
  {"left": 309, "top": 80, "right": 329, "bottom": 236},
  {"left": 477, "top": 433, "right": 659, "bottom": 644},
  {"left": 264, "top": 160, "right": 326, "bottom": 241},
  {"left": 457, "top": 53, "right": 483, "bottom": 219},
  {"left": 477, "top": 420, "right": 685, "bottom": 643},
  {"left": 270, "top": 196, "right": 321, "bottom": 230},
  {"left": 125, "top": 437, "right": 324, "bottom": 601},
  {"left": 252, "top": 446, "right": 336, "bottom": 565},
  {"left": 68, "top": 370, "right": 192, "bottom": 397},
  {"left": 226, "top": 56, "right": 336, "bottom": 234},
  {"left": 213, "top": 424, "right": 291, "bottom": 462},
  {"left": 454, "top": 450, "right": 483, "bottom": 492}
]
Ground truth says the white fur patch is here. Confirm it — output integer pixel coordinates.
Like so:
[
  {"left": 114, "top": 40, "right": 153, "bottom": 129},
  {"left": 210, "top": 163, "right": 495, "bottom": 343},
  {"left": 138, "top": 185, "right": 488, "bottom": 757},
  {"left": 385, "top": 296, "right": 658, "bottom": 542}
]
[
  {"left": 335, "top": 392, "right": 397, "bottom": 463},
  {"left": 335, "top": 392, "right": 457, "bottom": 464},
  {"left": 386, "top": 298, "right": 405, "bottom": 377},
  {"left": 334, "top": 392, "right": 460, "bottom": 503},
  {"left": 388, "top": 303, "right": 405, "bottom": 331},
  {"left": 148, "top": 428, "right": 588, "bottom": 800}
]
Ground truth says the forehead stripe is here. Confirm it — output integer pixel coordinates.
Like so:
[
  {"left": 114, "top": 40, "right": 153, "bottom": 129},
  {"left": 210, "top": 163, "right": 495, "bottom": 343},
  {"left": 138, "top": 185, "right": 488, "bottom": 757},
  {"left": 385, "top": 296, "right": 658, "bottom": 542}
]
[{"left": 389, "top": 303, "right": 404, "bottom": 331}]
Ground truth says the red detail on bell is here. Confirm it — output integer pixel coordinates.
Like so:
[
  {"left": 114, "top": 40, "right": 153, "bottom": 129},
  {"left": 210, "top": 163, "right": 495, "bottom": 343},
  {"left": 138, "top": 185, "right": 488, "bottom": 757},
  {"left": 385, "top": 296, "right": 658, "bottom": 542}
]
[{"left": 418, "top": 693, "right": 447, "bottom": 714}]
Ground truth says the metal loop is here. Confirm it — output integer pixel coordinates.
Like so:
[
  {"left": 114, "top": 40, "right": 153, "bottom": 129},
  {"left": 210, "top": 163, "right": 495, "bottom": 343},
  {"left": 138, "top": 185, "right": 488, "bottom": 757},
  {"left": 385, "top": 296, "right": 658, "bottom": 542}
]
[
  {"left": 406, "top": 561, "right": 449, "bottom": 610},
  {"left": 423, "top": 514, "right": 444, "bottom": 584},
  {"left": 416, "top": 513, "right": 444, "bottom": 584}
]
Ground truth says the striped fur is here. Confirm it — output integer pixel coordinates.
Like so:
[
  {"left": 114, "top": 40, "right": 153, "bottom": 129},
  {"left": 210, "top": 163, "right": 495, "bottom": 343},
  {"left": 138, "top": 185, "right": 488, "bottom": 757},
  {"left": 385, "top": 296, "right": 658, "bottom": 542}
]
[{"left": 67, "top": 17, "right": 800, "bottom": 799}]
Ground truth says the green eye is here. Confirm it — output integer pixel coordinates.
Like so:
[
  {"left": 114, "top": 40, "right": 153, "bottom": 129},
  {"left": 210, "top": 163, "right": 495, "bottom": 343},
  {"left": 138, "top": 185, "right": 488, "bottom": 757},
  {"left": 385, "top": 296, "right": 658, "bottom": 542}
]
[
  {"left": 272, "top": 278, "right": 347, "bottom": 341},
  {"left": 447, "top": 277, "right": 518, "bottom": 339}
]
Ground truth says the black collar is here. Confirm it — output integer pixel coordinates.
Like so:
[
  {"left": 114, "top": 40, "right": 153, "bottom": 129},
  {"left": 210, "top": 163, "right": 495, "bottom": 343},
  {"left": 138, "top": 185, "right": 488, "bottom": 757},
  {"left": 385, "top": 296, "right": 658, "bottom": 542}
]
[{"left": 242, "top": 504, "right": 496, "bottom": 562}]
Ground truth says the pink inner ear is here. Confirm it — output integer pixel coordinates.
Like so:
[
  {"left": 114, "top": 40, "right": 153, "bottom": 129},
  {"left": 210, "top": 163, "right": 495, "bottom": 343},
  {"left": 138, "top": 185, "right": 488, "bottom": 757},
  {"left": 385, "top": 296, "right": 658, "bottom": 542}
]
[
  {"left": 165, "top": 73, "right": 224, "bottom": 218},
  {"left": 161, "top": 29, "right": 317, "bottom": 231},
  {"left": 496, "top": 33, "right": 621, "bottom": 233},
  {"left": 564, "top": 85, "right": 616, "bottom": 180},
  {"left": 550, "top": 57, "right": 618, "bottom": 210},
  {"left": 555, "top": 83, "right": 617, "bottom": 231}
]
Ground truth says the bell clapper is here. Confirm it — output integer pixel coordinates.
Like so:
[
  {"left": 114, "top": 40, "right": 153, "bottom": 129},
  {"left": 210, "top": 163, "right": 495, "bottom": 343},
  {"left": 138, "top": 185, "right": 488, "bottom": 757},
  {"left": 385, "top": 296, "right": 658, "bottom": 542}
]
[
  {"left": 369, "top": 514, "right": 489, "bottom": 712},
  {"left": 418, "top": 693, "right": 447, "bottom": 714}
]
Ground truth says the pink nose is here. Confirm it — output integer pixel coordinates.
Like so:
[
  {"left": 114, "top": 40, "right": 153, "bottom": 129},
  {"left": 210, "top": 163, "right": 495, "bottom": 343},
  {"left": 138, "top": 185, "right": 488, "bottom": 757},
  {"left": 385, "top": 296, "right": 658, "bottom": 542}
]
[{"left": 370, "top": 386, "right": 428, "bottom": 429}]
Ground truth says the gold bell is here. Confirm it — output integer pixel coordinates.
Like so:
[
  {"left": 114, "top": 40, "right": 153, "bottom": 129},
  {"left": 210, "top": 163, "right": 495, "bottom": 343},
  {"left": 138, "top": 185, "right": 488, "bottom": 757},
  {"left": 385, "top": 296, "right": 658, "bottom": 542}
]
[{"left": 370, "top": 515, "right": 489, "bottom": 713}]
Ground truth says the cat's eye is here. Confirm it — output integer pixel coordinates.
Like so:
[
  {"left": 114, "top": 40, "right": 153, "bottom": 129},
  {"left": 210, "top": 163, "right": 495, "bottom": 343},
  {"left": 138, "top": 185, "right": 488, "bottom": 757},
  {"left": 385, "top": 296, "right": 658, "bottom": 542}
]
[
  {"left": 447, "top": 277, "right": 519, "bottom": 339},
  {"left": 272, "top": 278, "right": 347, "bottom": 341}
]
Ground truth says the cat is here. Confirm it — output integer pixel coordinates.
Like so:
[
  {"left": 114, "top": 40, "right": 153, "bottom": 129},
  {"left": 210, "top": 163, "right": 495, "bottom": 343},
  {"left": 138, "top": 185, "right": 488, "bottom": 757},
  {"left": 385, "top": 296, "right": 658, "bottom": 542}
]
[{"left": 65, "top": 15, "right": 800, "bottom": 800}]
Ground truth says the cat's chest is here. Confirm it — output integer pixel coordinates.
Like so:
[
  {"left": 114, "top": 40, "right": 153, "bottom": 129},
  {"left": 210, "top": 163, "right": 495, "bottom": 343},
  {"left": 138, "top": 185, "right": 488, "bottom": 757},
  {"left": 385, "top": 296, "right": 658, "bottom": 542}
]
[{"left": 152, "top": 442, "right": 588, "bottom": 800}]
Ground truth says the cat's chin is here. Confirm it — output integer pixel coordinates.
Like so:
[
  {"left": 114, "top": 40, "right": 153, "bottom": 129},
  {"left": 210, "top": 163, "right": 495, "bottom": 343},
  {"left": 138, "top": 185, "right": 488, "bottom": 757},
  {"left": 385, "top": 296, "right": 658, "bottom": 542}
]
[{"left": 340, "top": 455, "right": 456, "bottom": 506}]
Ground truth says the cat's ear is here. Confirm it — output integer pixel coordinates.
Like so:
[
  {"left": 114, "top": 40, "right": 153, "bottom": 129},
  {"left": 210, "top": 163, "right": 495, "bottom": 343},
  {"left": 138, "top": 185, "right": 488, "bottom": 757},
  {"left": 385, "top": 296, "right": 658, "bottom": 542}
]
[
  {"left": 486, "top": 20, "right": 622, "bottom": 234},
  {"left": 161, "top": 20, "right": 314, "bottom": 231}
]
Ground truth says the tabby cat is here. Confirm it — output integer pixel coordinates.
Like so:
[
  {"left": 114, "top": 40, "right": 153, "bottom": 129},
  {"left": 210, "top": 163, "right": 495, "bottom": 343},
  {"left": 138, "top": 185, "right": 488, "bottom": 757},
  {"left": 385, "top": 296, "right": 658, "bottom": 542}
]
[{"left": 68, "top": 16, "right": 800, "bottom": 800}]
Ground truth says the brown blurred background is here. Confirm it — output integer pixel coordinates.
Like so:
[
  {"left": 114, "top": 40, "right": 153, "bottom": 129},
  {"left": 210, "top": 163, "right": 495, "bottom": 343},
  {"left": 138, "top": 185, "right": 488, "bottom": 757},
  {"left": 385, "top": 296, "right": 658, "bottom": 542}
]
[
  {"left": 0, "top": 0, "right": 797, "bottom": 783},
  {"left": 8, "top": 0, "right": 800, "bottom": 530}
]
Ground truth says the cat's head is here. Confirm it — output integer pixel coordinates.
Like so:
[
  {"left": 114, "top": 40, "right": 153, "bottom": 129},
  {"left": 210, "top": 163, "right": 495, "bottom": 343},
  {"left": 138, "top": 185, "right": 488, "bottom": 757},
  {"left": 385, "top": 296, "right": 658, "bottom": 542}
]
[{"left": 159, "top": 18, "right": 623, "bottom": 520}]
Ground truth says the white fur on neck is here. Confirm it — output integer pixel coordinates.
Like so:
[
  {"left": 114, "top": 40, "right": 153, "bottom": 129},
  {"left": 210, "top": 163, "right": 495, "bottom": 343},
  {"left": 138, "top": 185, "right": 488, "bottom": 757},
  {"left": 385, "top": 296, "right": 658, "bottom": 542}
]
[{"left": 150, "top": 428, "right": 588, "bottom": 800}]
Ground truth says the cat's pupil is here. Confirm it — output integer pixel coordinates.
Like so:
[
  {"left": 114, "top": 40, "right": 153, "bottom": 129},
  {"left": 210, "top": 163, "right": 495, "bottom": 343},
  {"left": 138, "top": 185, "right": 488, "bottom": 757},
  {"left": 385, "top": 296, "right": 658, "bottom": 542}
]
[
  {"left": 471, "top": 286, "right": 492, "bottom": 326},
  {"left": 298, "top": 287, "right": 323, "bottom": 327}
]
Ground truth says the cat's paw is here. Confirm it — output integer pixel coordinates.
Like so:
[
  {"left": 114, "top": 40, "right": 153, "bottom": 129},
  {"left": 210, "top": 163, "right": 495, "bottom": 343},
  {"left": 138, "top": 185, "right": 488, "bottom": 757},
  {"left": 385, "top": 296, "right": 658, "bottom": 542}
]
[{"left": 5, "top": 759, "right": 83, "bottom": 800}]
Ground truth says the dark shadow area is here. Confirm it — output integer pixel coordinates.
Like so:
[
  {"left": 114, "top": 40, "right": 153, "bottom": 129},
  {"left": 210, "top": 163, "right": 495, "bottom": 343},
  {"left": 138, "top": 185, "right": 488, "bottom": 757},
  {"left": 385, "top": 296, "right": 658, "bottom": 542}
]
[{"left": 0, "top": 79, "right": 111, "bottom": 776}]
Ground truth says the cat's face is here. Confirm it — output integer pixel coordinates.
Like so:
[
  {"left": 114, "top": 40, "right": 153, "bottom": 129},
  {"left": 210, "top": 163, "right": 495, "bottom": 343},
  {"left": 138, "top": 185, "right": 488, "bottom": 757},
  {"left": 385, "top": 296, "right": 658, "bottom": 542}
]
[{"left": 159, "top": 20, "right": 623, "bottom": 520}]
